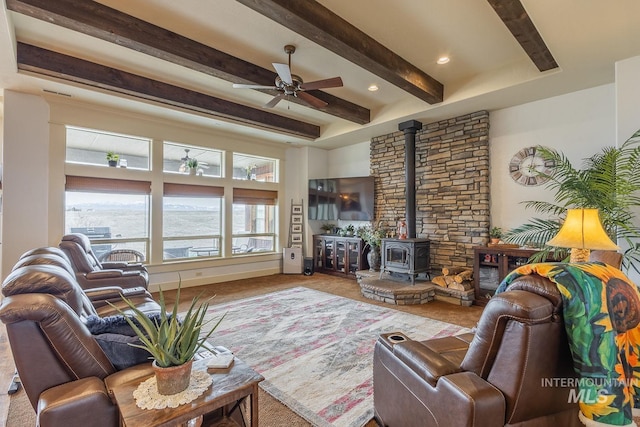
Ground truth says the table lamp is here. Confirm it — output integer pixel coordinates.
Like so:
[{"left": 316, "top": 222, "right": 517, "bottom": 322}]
[{"left": 547, "top": 208, "right": 620, "bottom": 262}]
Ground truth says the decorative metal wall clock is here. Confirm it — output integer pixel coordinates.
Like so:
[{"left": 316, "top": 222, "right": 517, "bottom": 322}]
[{"left": 508, "top": 146, "right": 556, "bottom": 186}]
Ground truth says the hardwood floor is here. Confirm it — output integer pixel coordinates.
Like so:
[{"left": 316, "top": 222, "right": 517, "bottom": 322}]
[{"left": 0, "top": 272, "right": 484, "bottom": 426}]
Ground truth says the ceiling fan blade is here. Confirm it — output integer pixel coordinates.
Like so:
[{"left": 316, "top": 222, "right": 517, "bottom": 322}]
[
  {"left": 297, "top": 91, "right": 328, "bottom": 109},
  {"left": 232, "top": 83, "right": 277, "bottom": 90},
  {"left": 273, "top": 63, "right": 293, "bottom": 84},
  {"left": 264, "top": 93, "right": 286, "bottom": 108},
  {"left": 301, "top": 77, "right": 343, "bottom": 91}
]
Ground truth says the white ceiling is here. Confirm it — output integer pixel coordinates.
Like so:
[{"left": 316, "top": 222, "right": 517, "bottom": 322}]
[{"left": 1, "top": 0, "right": 639, "bottom": 149}]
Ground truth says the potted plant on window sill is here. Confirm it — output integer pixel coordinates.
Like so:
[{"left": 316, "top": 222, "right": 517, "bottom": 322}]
[
  {"left": 187, "top": 158, "right": 198, "bottom": 176},
  {"left": 106, "top": 151, "right": 119, "bottom": 167},
  {"left": 113, "top": 284, "right": 224, "bottom": 395}
]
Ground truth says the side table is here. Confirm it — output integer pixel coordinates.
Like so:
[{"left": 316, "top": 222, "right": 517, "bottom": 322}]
[{"left": 110, "top": 357, "right": 264, "bottom": 427}]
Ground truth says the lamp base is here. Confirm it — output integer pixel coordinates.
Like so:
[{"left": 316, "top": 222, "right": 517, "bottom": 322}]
[{"left": 570, "top": 248, "right": 590, "bottom": 263}]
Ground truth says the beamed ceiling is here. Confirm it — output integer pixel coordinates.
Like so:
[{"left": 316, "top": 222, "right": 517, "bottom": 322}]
[{"left": 0, "top": 0, "right": 639, "bottom": 148}]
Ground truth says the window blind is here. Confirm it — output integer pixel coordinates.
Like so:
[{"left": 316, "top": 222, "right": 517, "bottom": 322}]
[
  {"left": 163, "top": 183, "right": 224, "bottom": 197},
  {"left": 65, "top": 176, "right": 151, "bottom": 194},
  {"left": 233, "top": 188, "right": 278, "bottom": 205}
]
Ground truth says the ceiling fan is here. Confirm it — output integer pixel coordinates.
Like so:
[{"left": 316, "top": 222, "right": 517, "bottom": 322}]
[{"left": 232, "top": 45, "right": 343, "bottom": 109}]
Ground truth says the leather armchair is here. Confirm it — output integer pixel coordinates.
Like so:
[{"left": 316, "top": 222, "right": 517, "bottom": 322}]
[
  {"left": 59, "top": 233, "right": 149, "bottom": 290},
  {"left": 0, "top": 264, "right": 159, "bottom": 427},
  {"left": 373, "top": 273, "right": 580, "bottom": 427}
]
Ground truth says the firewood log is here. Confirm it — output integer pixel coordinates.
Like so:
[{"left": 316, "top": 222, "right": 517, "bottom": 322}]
[
  {"left": 444, "top": 276, "right": 458, "bottom": 287},
  {"left": 448, "top": 280, "right": 474, "bottom": 291},
  {"left": 432, "top": 276, "right": 448, "bottom": 287},
  {"left": 442, "top": 266, "right": 469, "bottom": 276},
  {"left": 454, "top": 269, "right": 473, "bottom": 283}
]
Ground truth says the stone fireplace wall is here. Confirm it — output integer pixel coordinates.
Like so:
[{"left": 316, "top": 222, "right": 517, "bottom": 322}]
[{"left": 370, "top": 110, "right": 490, "bottom": 272}]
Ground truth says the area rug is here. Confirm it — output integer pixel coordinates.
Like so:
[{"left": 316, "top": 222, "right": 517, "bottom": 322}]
[{"left": 205, "top": 286, "right": 470, "bottom": 427}]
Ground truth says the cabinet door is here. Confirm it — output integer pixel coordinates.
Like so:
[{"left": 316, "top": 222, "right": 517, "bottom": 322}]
[
  {"left": 475, "top": 250, "right": 500, "bottom": 302},
  {"left": 500, "top": 253, "right": 530, "bottom": 281},
  {"left": 314, "top": 238, "right": 325, "bottom": 270},
  {"left": 335, "top": 240, "right": 347, "bottom": 273},
  {"left": 346, "top": 240, "right": 361, "bottom": 273},
  {"left": 323, "top": 238, "right": 336, "bottom": 270}
]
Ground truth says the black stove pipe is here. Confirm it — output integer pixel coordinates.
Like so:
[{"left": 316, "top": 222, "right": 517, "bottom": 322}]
[{"left": 398, "top": 119, "right": 423, "bottom": 239}]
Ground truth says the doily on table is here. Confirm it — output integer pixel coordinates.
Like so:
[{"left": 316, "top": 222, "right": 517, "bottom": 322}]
[{"left": 133, "top": 370, "right": 212, "bottom": 410}]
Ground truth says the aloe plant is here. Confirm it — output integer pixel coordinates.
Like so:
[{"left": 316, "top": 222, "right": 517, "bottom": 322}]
[
  {"left": 112, "top": 284, "right": 225, "bottom": 367},
  {"left": 504, "top": 129, "right": 640, "bottom": 273}
]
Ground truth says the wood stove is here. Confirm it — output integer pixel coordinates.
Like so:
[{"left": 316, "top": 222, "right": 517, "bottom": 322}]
[{"left": 380, "top": 238, "right": 430, "bottom": 285}]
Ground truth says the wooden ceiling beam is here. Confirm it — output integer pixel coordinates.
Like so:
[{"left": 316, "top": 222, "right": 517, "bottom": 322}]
[
  {"left": 6, "top": 0, "right": 370, "bottom": 124},
  {"left": 16, "top": 43, "right": 320, "bottom": 139},
  {"left": 235, "top": 0, "right": 444, "bottom": 104},
  {"left": 487, "top": 0, "right": 558, "bottom": 72}
]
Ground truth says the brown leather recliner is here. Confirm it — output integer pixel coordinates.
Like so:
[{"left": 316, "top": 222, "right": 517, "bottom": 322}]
[
  {"left": 10, "top": 249, "right": 158, "bottom": 316},
  {"left": 373, "top": 273, "right": 580, "bottom": 427},
  {"left": 59, "top": 233, "right": 149, "bottom": 290},
  {"left": 0, "top": 264, "right": 159, "bottom": 427}
]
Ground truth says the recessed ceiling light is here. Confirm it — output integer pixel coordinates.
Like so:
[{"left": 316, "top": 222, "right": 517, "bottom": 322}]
[
  {"left": 437, "top": 56, "right": 450, "bottom": 65},
  {"left": 368, "top": 84, "right": 379, "bottom": 92}
]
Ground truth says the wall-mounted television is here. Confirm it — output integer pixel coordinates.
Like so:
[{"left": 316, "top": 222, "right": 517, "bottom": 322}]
[{"left": 308, "top": 176, "right": 374, "bottom": 221}]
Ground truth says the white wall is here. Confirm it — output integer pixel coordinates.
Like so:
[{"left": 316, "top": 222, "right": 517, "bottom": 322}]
[
  {"left": 490, "top": 84, "right": 615, "bottom": 231},
  {"left": 327, "top": 141, "right": 370, "bottom": 178},
  {"left": 615, "top": 55, "right": 640, "bottom": 282},
  {"left": 1, "top": 90, "right": 50, "bottom": 277}
]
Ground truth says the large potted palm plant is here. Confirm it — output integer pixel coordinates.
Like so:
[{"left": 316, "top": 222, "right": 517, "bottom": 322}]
[
  {"left": 504, "top": 129, "right": 640, "bottom": 273},
  {"left": 114, "top": 285, "right": 224, "bottom": 395}
]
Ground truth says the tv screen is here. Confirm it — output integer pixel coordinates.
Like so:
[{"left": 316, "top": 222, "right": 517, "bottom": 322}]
[{"left": 308, "top": 176, "right": 374, "bottom": 221}]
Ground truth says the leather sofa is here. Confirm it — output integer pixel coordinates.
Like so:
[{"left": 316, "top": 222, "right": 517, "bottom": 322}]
[
  {"left": 0, "top": 251, "right": 161, "bottom": 426},
  {"left": 59, "top": 233, "right": 149, "bottom": 290},
  {"left": 373, "top": 273, "right": 580, "bottom": 427}
]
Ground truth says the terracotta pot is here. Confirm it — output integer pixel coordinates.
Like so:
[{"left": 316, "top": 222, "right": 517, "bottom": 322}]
[
  {"left": 490, "top": 238, "right": 500, "bottom": 244},
  {"left": 153, "top": 359, "right": 193, "bottom": 395}
]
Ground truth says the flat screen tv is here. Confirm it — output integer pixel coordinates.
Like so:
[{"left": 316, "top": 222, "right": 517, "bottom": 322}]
[{"left": 308, "top": 176, "right": 374, "bottom": 221}]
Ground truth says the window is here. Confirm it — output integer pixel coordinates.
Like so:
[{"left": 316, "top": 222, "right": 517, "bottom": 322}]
[
  {"left": 64, "top": 125, "right": 281, "bottom": 263},
  {"left": 65, "top": 176, "right": 151, "bottom": 260},
  {"left": 232, "top": 188, "right": 277, "bottom": 254},
  {"left": 66, "top": 126, "right": 150, "bottom": 170},
  {"left": 163, "top": 183, "right": 223, "bottom": 260},
  {"left": 164, "top": 142, "right": 223, "bottom": 178},
  {"left": 233, "top": 153, "right": 277, "bottom": 182}
]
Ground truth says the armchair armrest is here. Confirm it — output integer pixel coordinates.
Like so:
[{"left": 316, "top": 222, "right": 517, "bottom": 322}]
[
  {"left": 100, "top": 261, "right": 130, "bottom": 269},
  {"left": 393, "top": 341, "right": 461, "bottom": 386},
  {"left": 84, "top": 286, "right": 149, "bottom": 308},
  {"left": 434, "top": 371, "right": 505, "bottom": 426},
  {"left": 102, "top": 261, "right": 146, "bottom": 271},
  {"left": 38, "top": 377, "right": 118, "bottom": 426},
  {"left": 86, "top": 270, "right": 124, "bottom": 279},
  {"left": 78, "top": 270, "right": 148, "bottom": 291}
]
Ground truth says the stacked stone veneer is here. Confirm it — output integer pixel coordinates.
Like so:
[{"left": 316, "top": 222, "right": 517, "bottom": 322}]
[{"left": 370, "top": 110, "right": 490, "bottom": 273}]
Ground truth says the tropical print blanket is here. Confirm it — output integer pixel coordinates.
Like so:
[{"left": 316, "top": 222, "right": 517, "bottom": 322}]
[{"left": 497, "top": 262, "right": 640, "bottom": 426}]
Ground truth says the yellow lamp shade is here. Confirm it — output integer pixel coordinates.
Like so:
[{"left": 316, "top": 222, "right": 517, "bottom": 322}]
[{"left": 547, "top": 208, "right": 620, "bottom": 251}]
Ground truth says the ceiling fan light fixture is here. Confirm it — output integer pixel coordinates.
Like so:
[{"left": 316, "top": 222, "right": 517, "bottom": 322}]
[
  {"left": 437, "top": 56, "right": 450, "bottom": 65},
  {"left": 234, "top": 44, "right": 342, "bottom": 110},
  {"left": 368, "top": 84, "right": 379, "bottom": 92}
]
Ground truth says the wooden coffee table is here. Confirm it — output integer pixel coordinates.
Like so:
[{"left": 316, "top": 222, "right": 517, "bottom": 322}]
[{"left": 110, "top": 357, "right": 264, "bottom": 427}]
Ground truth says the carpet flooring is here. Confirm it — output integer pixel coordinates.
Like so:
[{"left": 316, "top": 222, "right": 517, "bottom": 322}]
[
  {"left": 4, "top": 273, "right": 483, "bottom": 426},
  {"left": 208, "top": 287, "right": 470, "bottom": 427}
]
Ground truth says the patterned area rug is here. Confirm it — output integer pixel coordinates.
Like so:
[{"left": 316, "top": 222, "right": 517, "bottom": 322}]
[{"left": 206, "top": 286, "right": 470, "bottom": 427}]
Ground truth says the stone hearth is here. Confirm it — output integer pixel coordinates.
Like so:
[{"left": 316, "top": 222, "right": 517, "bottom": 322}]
[{"left": 356, "top": 270, "right": 475, "bottom": 306}]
